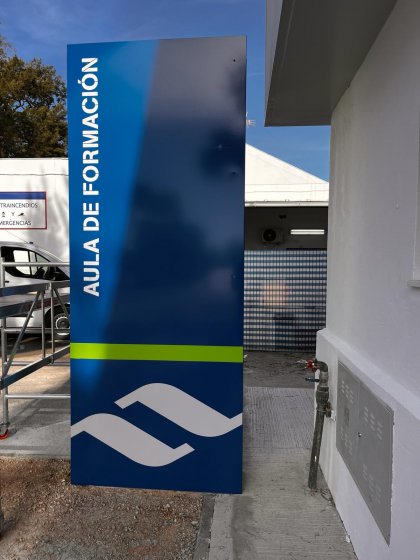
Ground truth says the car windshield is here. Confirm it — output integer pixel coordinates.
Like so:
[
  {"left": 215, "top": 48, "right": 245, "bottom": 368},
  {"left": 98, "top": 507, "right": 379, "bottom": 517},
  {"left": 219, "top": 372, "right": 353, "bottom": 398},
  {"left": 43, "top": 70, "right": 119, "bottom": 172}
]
[
  {"left": 31, "top": 246, "right": 69, "bottom": 272},
  {"left": 0, "top": 244, "right": 69, "bottom": 280},
  {"left": 33, "top": 247, "right": 65, "bottom": 263}
]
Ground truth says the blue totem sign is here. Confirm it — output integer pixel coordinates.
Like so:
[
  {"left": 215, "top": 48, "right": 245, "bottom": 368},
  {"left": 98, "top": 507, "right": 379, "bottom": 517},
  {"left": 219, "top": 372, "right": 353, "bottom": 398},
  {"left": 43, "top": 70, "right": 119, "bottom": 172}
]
[{"left": 67, "top": 37, "right": 246, "bottom": 493}]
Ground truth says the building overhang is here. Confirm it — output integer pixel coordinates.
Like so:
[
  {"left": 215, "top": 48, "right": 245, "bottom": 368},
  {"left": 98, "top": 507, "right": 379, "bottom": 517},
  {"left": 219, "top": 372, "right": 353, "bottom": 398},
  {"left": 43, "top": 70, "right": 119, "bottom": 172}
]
[{"left": 265, "top": 0, "right": 397, "bottom": 126}]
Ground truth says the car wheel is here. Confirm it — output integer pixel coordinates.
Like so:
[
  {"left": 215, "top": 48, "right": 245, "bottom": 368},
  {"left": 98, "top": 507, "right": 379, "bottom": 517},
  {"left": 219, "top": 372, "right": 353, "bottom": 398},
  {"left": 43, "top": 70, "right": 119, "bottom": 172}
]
[{"left": 50, "top": 310, "right": 70, "bottom": 339}]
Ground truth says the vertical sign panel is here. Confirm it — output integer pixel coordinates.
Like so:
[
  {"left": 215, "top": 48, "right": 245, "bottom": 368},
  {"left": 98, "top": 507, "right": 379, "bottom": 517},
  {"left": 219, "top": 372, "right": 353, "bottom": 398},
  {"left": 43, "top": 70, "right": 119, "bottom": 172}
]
[{"left": 68, "top": 37, "right": 246, "bottom": 493}]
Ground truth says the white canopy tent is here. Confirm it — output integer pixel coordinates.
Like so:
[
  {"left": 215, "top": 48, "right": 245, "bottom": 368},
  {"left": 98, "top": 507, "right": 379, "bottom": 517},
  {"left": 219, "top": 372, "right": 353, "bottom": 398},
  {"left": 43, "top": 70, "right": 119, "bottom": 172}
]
[{"left": 245, "top": 144, "right": 328, "bottom": 207}]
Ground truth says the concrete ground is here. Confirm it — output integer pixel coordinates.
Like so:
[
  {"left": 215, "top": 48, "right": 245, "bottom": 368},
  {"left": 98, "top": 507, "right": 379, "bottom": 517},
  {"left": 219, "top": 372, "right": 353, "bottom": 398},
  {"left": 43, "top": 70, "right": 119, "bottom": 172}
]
[
  {"left": 0, "top": 337, "right": 70, "bottom": 457},
  {"left": 200, "top": 354, "right": 357, "bottom": 560},
  {"left": 0, "top": 344, "right": 357, "bottom": 559}
]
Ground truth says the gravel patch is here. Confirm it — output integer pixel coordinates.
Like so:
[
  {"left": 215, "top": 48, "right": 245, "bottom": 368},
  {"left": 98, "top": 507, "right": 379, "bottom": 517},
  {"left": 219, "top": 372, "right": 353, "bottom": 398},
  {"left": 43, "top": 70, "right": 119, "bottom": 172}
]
[
  {"left": 244, "top": 351, "right": 312, "bottom": 388},
  {"left": 0, "top": 458, "right": 202, "bottom": 560}
]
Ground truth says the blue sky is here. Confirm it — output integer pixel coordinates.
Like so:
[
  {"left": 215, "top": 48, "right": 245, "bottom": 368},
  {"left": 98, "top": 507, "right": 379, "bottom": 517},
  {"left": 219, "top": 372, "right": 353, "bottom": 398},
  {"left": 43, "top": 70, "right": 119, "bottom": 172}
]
[{"left": 0, "top": 0, "right": 330, "bottom": 179}]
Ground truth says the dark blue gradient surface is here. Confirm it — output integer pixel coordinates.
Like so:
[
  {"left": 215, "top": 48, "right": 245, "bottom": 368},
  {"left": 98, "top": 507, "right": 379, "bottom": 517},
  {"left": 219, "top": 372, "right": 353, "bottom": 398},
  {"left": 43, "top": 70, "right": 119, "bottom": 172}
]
[{"left": 68, "top": 37, "right": 246, "bottom": 492}]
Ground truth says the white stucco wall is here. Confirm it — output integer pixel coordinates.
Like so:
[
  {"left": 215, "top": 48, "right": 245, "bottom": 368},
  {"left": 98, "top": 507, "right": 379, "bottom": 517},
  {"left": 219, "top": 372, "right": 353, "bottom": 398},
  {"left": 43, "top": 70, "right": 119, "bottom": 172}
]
[
  {"left": 318, "top": 0, "right": 420, "bottom": 558},
  {"left": 0, "top": 158, "right": 69, "bottom": 260}
]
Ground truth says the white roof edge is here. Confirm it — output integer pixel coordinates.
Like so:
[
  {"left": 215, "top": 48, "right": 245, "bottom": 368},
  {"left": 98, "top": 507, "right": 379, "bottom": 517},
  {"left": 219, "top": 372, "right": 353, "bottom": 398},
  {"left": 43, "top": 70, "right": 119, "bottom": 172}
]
[
  {"left": 245, "top": 143, "right": 328, "bottom": 185},
  {"left": 0, "top": 158, "right": 68, "bottom": 176},
  {"left": 245, "top": 201, "right": 328, "bottom": 207},
  {"left": 245, "top": 144, "right": 329, "bottom": 206}
]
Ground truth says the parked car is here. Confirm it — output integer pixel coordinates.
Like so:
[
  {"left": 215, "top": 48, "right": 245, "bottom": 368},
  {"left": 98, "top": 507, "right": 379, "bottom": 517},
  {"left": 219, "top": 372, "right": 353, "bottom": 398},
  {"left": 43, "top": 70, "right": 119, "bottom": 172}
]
[{"left": 0, "top": 241, "right": 70, "bottom": 337}]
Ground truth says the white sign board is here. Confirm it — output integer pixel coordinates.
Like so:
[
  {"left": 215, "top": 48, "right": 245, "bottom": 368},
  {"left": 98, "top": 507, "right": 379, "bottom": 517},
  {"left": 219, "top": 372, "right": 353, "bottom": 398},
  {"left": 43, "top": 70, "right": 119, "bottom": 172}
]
[{"left": 0, "top": 192, "right": 47, "bottom": 229}]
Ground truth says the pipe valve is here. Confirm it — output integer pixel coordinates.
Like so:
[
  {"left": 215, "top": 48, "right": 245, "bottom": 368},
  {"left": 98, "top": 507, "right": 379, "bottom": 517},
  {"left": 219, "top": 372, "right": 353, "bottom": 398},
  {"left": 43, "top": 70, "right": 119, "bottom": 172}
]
[
  {"left": 297, "top": 358, "right": 317, "bottom": 371},
  {"left": 307, "top": 358, "right": 332, "bottom": 489}
]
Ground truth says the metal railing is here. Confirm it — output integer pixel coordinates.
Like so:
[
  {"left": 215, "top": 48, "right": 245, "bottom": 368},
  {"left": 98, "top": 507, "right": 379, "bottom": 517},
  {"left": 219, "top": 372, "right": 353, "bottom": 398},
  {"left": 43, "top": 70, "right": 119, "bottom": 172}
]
[{"left": 0, "top": 260, "right": 70, "bottom": 438}]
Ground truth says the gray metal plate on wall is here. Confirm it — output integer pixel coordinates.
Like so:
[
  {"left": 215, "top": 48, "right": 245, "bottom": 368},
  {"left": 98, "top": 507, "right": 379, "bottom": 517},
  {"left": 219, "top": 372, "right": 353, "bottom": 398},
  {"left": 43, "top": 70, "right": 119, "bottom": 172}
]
[
  {"left": 337, "top": 362, "right": 393, "bottom": 544},
  {"left": 337, "top": 364, "right": 360, "bottom": 476}
]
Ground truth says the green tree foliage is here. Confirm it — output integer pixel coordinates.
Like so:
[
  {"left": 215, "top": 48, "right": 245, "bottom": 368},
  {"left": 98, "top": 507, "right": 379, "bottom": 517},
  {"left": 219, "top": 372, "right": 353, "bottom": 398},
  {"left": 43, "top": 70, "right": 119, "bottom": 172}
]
[{"left": 0, "top": 35, "right": 67, "bottom": 157}]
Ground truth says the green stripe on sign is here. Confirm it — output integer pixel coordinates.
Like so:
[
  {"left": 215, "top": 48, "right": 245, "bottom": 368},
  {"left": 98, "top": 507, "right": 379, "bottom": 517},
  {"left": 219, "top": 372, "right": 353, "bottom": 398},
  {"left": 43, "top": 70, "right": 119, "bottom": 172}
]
[{"left": 70, "top": 343, "right": 243, "bottom": 363}]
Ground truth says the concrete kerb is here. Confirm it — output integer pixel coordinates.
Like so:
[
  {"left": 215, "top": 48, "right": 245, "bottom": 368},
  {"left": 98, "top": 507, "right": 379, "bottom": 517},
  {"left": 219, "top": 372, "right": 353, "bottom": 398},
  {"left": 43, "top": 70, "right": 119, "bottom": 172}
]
[{"left": 193, "top": 494, "right": 216, "bottom": 560}]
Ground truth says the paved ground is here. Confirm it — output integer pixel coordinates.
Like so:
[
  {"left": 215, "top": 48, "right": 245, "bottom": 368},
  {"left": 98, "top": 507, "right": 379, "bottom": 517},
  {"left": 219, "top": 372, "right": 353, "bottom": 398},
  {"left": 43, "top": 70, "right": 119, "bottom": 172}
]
[
  {"left": 0, "top": 343, "right": 357, "bottom": 559},
  {"left": 204, "top": 386, "right": 356, "bottom": 560},
  {"left": 201, "top": 352, "right": 357, "bottom": 560}
]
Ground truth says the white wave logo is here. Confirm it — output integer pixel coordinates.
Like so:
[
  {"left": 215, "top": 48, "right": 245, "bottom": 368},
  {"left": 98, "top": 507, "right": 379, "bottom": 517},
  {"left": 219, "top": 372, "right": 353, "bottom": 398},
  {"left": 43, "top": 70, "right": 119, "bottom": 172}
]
[
  {"left": 71, "top": 383, "right": 242, "bottom": 467},
  {"left": 71, "top": 414, "right": 194, "bottom": 467},
  {"left": 116, "top": 383, "right": 242, "bottom": 437}
]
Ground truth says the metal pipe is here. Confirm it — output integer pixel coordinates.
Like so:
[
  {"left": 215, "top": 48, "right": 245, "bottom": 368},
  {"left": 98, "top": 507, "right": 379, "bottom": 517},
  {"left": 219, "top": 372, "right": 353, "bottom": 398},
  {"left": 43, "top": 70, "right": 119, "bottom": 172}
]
[
  {"left": 52, "top": 286, "right": 70, "bottom": 320},
  {"left": 0, "top": 345, "right": 70, "bottom": 391},
  {"left": 0, "top": 263, "right": 71, "bottom": 445},
  {"left": 0, "top": 257, "right": 9, "bottom": 538},
  {"left": 11, "top": 361, "right": 70, "bottom": 367},
  {"left": 41, "top": 290, "right": 46, "bottom": 359},
  {"left": 1, "top": 261, "right": 69, "bottom": 267},
  {"left": 308, "top": 359, "right": 331, "bottom": 490},
  {"left": 4, "top": 291, "right": 41, "bottom": 376},
  {"left": 0, "top": 258, "right": 9, "bottom": 436},
  {"left": 4, "top": 328, "right": 69, "bottom": 334},
  {"left": 50, "top": 281, "right": 55, "bottom": 358},
  {"left": 6, "top": 394, "right": 70, "bottom": 400}
]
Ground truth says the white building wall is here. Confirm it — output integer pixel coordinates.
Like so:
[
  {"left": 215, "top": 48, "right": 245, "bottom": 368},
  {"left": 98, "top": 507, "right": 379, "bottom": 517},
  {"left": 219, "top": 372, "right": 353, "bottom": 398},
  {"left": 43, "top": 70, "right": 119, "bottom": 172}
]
[
  {"left": 318, "top": 1, "right": 420, "bottom": 558},
  {"left": 0, "top": 158, "right": 69, "bottom": 260}
]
